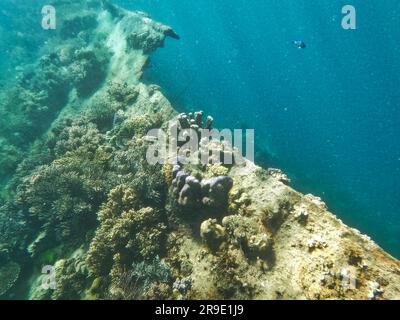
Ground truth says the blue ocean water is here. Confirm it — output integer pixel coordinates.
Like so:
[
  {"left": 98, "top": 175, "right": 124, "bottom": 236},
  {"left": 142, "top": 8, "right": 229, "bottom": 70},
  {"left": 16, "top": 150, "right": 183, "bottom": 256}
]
[{"left": 115, "top": 0, "right": 400, "bottom": 257}]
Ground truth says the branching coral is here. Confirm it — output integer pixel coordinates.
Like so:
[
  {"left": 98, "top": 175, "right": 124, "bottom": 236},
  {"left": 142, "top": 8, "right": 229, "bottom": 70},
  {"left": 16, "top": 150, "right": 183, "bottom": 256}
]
[
  {"left": 84, "top": 80, "right": 141, "bottom": 132},
  {"left": 48, "top": 118, "right": 105, "bottom": 158},
  {"left": 109, "top": 128, "right": 168, "bottom": 207},
  {"left": 108, "top": 256, "right": 172, "bottom": 300},
  {"left": 29, "top": 248, "right": 90, "bottom": 300},
  {"left": 0, "top": 138, "right": 23, "bottom": 183},
  {"left": 106, "top": 81, "right": 139, "bottom": 105},
  {"left": 173, "top": 111, "right": 238, "bottom": 167},
  {"left": 108, "top": 113, "right": 163, "bottom": 149},
  {"left": 0, "top": 0, "right": 178, "bottom": 300},
  {"left": 69, "top": 49, "right": 110, "bottom": 98},
  {"left": 0, "top": 261, "right": 21, "bottom": 297},
  {"left": 51, "top": 250, "right": 90, "bottom": 300},
  {"left": 177, "top": 111, "right": 213, "bottom": 132},
  {"left": 15, "top": 118, "right": 114, "bottom": 245},
  {"left": 86, "top": 185, "right": 168, "bottom": 295},
  {"left": 0, "top": 203, "right": 29, "bottom": 253},
  {"left": 16, "top": 161, "right": 103, "bottom": 242}
]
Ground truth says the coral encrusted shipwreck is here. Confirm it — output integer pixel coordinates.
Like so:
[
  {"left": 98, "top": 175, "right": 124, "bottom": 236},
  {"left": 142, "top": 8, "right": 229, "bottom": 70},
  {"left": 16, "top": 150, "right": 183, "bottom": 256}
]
[{"left": 0, "top": 0, "right": 399, "bottom": 300}]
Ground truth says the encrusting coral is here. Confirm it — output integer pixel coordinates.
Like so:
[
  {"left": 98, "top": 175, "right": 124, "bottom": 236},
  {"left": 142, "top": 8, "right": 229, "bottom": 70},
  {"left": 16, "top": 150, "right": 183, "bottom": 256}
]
[{"left": 200, "top": 219, "right": 226, "bottom": 251}]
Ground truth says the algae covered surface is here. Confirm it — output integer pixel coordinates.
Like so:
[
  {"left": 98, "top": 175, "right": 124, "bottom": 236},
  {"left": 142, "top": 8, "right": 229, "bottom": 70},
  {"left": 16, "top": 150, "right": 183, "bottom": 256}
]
[{"left": 0, "top": 0, "right": 399, "bottom": 300}]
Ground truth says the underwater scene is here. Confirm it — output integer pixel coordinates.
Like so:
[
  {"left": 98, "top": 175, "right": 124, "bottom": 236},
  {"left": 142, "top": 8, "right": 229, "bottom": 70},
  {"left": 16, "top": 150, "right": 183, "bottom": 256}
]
[{"left": 0, "top": 0, "right": 399, "bottom": 300}]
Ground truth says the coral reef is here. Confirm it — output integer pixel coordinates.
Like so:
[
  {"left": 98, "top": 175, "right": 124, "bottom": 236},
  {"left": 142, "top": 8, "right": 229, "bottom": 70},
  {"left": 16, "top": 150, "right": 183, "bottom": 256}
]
[
  {"left": 0, "top": 261, "right": 20, "bottom": 297},
  {"left": 85, "top": 185, "right": 168, "bottom": 298},
  {"left": 0, "top": 0, "right": 398, "bottom": 301},
  {"left": 0, "top": 139, "right": 23, "bottom": 182},
  {"left": 51, "top": 249, "right": 90, "bottom": 300},
  {"left": 267, "top": 168, "right": 291, "bottom": 185},
  {"left": 69, "top": 49, "right": 110, "bottom": 98},
  {"left": 15, "top": 119, "right": 112, "bottom": 244},
  {"left": 222, "top": 214, "right": 273, "bottom": 260},
  {"left": 125, "top": 12, "right": 180, "bottom": 54},
  {"left": 177, "top": 111, "right": 213, "bottom": 132},
  {"left": 200, "top": 219, "right": 226, "bottom": 251},
  {"left": 108, "top": 256, "right": 172, "bottom": 300}
]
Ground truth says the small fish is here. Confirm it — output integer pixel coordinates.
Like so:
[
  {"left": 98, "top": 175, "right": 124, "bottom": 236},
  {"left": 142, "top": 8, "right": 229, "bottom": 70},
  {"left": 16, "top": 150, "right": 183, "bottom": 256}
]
[{"left": 292, "top": 40, "right": 306, "bottom": 49}]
